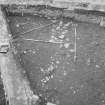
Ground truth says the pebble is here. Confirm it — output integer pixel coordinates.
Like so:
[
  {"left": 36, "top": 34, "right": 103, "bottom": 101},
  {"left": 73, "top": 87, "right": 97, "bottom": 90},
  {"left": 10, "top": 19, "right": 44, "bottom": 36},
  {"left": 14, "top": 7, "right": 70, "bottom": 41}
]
[
  {"left": 64, "top": 22, "right": 71, "bottom": 27},
  {"left": 62, "top": 30, "right": 68, "bottom": 35},
  {"left": 63, "top": 71, "right": 67, "bottom": 76},
  {"left": 32, "top": 94, "right": 39, "bottom": 100},
  {"left": 56, "top": 60, "right": 60, "bottom": 64},
  {"left": 59, "top": 34, "right": 65, "bottom": 39},
  {"left": 16, "top": 24, "right": 20, "bottom": 27},
  {"left": 9, "top": 34, "right": 12, "bottom": 37},
  {"left": 59, "top": 21, "right": 63, "bottom": 26},
  {"left": 23, "top": 50, "right": 27, "bottom": 54},
  {"left": 64, "top": 43, "right": 70, "bottom": 48},
  {"left": 32, "top": 51, "right": 36, "bottom": 54},
  {"left": 95, "top": 65, "right": 100, "bottom": 68}
]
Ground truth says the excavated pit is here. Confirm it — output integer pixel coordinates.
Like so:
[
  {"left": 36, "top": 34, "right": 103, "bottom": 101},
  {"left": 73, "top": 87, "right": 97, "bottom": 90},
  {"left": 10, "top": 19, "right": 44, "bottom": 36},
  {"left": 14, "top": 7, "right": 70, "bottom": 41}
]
[
  {"left": 5, "top": 5, "right": 105, "bottom": 105},
  {"left": 0, "top": 72, "right": 8, "bottom": 105}
]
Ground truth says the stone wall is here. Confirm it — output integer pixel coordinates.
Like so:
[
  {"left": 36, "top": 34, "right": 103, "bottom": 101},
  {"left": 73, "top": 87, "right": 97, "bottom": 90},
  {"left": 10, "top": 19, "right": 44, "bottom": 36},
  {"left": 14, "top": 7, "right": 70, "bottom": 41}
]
[{"left": 0, "top": 0, "right": 105, "bottom": 12}]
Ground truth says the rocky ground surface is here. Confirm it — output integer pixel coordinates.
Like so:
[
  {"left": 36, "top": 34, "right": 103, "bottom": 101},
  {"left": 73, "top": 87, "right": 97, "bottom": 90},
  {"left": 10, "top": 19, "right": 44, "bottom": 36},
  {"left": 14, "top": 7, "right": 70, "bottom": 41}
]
[{"left": 7, "top": 14, "right": 105, "bottom": 105}]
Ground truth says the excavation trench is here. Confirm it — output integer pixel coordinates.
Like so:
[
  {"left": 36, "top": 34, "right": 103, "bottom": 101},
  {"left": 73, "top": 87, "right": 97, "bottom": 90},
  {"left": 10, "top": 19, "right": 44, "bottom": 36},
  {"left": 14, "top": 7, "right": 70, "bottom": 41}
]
[{"left": 1, "top": 5, "right": 105, "bottom": 105}]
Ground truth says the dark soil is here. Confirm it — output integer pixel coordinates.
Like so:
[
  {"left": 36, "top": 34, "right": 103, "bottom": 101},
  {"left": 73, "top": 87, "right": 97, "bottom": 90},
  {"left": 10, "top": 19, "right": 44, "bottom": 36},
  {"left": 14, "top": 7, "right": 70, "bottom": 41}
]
[{"left": 7, "top": 13, "right": 105, "bottom": 105}]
